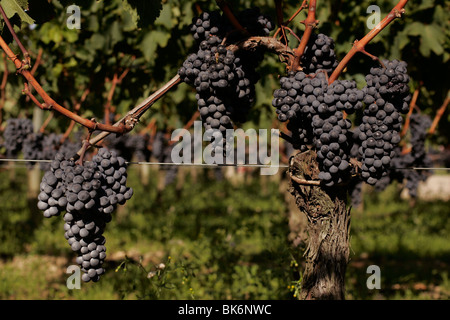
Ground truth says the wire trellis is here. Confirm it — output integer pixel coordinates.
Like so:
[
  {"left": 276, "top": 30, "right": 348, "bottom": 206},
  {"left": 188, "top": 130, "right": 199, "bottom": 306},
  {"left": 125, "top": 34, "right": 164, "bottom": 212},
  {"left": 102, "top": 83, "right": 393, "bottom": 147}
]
[{"left": 0, "top": 158, "right": 447, "bottom": 171}]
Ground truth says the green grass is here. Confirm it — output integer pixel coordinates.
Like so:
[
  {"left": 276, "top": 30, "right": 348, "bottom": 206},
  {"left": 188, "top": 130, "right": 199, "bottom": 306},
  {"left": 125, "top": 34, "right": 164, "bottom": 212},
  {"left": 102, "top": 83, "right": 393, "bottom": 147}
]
[{"left": 0, "top": 166, "right": 448, "bottom": 300}]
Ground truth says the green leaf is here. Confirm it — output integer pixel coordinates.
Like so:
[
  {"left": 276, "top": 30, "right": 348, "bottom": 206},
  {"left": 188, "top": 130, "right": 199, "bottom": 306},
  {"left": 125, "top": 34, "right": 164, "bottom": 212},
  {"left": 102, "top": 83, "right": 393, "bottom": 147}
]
[
  {"left": 0, "top": 0, "right": 34, "bottom": 25},
  {"left": 403, "top": 21, "right": 423, "bottom": 37},
  {"left": 121, "top": 0, "right": 162, "bottom": 29},
  {"left": 140, "top": 30, "right": 170, "bottom": 61},
  {"left": 421, "top": 24, "right": 445, "bottom": 57},
  {"left": 403, "top": 22, "right": 445, "bottom": 57}
]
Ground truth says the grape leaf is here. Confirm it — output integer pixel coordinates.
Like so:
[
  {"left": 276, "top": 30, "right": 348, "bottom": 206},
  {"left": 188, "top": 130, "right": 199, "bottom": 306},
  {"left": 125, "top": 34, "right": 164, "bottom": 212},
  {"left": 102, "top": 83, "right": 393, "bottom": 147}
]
[
  {"left": 404, "top": 22, "right": 445, "bottom": 57},
  {"left": 0, "top": 0, "right": 34, "bottom": 25},
  {"left": 121, "top": 0, "right": 162, "bottom": 29}
]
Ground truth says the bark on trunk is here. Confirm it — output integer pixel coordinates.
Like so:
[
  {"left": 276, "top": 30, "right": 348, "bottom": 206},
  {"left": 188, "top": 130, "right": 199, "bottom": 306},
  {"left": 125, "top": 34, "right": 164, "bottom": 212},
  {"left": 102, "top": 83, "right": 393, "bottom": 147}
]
[{"left": 288, "top": 150, "right": 351, "bottom": 300}]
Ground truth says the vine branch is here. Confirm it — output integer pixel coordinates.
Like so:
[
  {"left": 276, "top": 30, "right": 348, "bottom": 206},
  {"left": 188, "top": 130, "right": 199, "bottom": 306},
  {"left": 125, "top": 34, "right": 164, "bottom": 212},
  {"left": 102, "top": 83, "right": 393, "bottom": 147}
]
[
  {"left": 400, "top": 86, "right": 420, "bottom": 138},
  {"left": 290, "top": 172, "right": 322, "bottom": 186},
  {"left": 61, "top": 88, "right": 90, "bottom": 143},
  {"left": 105, "top": 68, "right": 130, "bottom": 125},
  {"left": 273, "top": 0, "right": 309, "bottom": 39},
  {"left": 428, "top": 93, "right": 449, "bottom": 136},
  {"left": 0, "top": 33, "right": 128, "bottom": 134},
  {"left": 290, "top": 0, "right": 318, "bottom": 72},
  {"left": 227, "top": 36, "right": 296, "bottom": 67},
  {"left": 0, "top": 4, "right": 30, "bottom": 67},
  {"left": 0, "top": 52, "right": 8, "bottom": 128},
  {"left": 78, "top": 74, "right": 182, "bottom": 157},
  {"left": 328, "top": 0, "right": 409, "bottom": 84}
]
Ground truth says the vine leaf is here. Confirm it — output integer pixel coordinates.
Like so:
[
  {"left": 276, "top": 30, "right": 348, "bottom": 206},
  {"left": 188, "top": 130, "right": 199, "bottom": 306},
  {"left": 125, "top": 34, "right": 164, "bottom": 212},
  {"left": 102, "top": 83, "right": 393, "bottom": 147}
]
[
  {"left": 121, "top": 0, "right": 163, "bottom": 29},
  {"left": 403, "top": 22, "right": 445, "bottom": 57},
  {"left": 0, "top": 0, "right": 34, "bottom": 25}
]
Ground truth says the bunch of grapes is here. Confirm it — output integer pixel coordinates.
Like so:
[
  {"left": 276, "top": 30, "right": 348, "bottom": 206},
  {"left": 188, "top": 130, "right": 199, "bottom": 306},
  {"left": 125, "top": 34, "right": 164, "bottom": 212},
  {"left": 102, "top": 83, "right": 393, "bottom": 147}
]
[
  {"left": 22, "top": 132, "right": 44, "bottom": 168},
  {"left": 375, "top": 113, "right": 433, "bottom": 198},
  {"left": 357, "top": 59, "right": 411, "bottom": 185},
  {"left": 2, "top": 118, "right": 34, "bottom": 157},
  {"left": 310, "top": 76, "right": 356, "bottom": 186},
  {"left": 301, "top": 33, "right": 339, "bottom": 76},
  {"left": 189, "top": 11, "right": 222, "bottom": 41},
  {"left": 37, "top": 148, "right": 133, "bottom": 282},
  {"left": 104, "top": 133, "right": 150, "bottom": 162},
  {"left": 273, "top": 70, "right": 361, "bottom": 186},
  {"left": 179, "top": 7, "right": 274, "bottom": 156}
]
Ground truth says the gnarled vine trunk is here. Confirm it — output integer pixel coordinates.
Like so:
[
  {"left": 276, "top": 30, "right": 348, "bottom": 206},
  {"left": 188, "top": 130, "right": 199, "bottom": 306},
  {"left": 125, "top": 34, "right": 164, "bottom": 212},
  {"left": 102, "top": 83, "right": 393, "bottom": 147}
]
[{"left": 288, "top": 150, "right": 351, "bottom": 300}]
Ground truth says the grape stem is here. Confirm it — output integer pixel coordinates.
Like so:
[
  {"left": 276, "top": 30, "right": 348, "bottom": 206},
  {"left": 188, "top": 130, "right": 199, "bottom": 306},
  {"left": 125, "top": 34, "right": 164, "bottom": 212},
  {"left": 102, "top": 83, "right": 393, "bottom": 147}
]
[
  {"left": 0, "top": 4, "right": 30, "bottom": 67},
  {"left": 274, "top": 0, "right": 288, "bottom": 44},
  {"left": 328, "top": 0, "right": 409, "bottom": 84},
  {"left": 39, "top": 111, "right": 54, "bottom": 133},
  {"left": 284, "top": 26, "right": 302, "bottom": 43},
  {"left": 290, "top": 172, "right": 322, "bottom": 186},
  {"left": 279, "top": 131, "right": 293, "bottom": 144},
  {"left": 290, "top": 0, "right": 318, "bottom": 72},
  {"left": 400, "top": 86, "right": 420, "bottom": 138},
  {"left": 105, "top": 68, "right": 130, "bottom": 125},
  {"left": 77, "top": 74, "right": 182, "bottom": 158},
  {"left": 273, "top": 0, "right": 309, "bottom": 39},
  {"left": 61, "top": 88, "right": 90, "bottom": 144},
  {"left": 0, "top": 34, "right": 128, "bottom": 134},
  {"left": 22, "top": 82, "right": 46, "bottom": 110},
  {"left": 0, "top": 52, "right": 8, "bottom": 130},
  {"left": 428, "top": 93, "right": 449, "bottom": 136},
  {"left": 30, "top": 48, "right": 43, "bottom": 76},
  {"left": 169, "top": 110, "right": 200, "bottom": 146},
  {"left": 76, "top": 129, "right": 94, "bottom": 165}
]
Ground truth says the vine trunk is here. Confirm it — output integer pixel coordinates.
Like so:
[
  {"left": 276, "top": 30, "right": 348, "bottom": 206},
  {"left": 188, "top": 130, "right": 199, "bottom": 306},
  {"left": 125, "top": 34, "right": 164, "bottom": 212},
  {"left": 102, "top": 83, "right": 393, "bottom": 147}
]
[{"left": 288, "top": 150, "right": 351, "bottom": 300}]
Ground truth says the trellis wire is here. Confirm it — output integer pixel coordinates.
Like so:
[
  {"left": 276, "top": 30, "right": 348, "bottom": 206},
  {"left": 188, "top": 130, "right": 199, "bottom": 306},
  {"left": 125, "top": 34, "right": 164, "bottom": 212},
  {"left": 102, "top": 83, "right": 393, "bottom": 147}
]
[{"left": 0, "top": 158, "right": 447, "bottom": 170}]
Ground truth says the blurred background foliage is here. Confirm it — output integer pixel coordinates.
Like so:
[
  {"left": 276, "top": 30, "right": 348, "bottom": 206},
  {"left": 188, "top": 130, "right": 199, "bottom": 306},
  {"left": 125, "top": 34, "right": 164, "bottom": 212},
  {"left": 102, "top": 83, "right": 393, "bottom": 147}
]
[
  {"left": 0, "top": 0, "right": 448, "bottom": 142},
  {"left": 0, "top": 0, "right": 448, "bottom": 300}
]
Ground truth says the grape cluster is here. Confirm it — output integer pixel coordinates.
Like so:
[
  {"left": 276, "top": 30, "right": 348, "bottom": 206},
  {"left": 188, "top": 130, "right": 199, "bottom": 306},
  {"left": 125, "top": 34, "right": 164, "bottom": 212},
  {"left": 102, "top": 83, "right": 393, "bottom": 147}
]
[
  {"left": 358, "top": 59, "right": 411, "bottom": 185},
  {"left": 409, "top": 113, "right": 431, "bottom": 159},
  {"left": 22, "top": 132, "right": 44, "bottom": 169},
  {"left": 0, "top": 118, "right": 85, "bottom": 171},
  {"left": 311, "top": 79, "right": 354, "bottom": 186},
  {"left": 273, "top": 71, "right": 360, "bottom": 185},
  {"left": 2, "top": 118, "right": 34, "bottom": 157},
  {"left": 190, "top": 7, "right": 273, "bottom": 43},
  {"left": 301, "top": 33, "right": 339, "bottom": 76},
  {"left": 375, "top": 114, "right": 433, "bottom": 198},
  {"left": 189, "top": 11, "right": 222, "bottom": 41},
  {"left": 39, "top": 133, "right": 63, "bottom": 170},
  {"left": 37, "top": 148, "right": 133, "bottom": 282},
  {"left": 180, "top": 7, "right": 274, "bottom": 155},
  {"left": 104, "top": 133, "right": 150, "bottom": 162}
]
